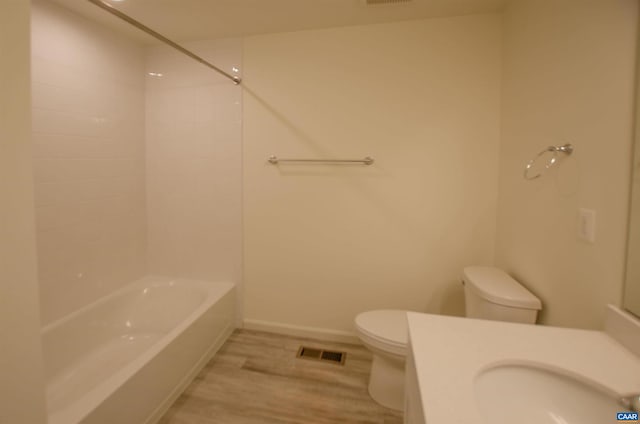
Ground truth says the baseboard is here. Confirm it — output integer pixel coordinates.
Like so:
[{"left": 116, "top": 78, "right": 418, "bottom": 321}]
[{"left": 243, "top": 318, "right": 361, "bottom": 345}]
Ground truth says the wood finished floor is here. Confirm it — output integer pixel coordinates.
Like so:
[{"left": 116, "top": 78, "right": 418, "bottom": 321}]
[{"left": 159, "top": 329, "right": 403, "bottom": 424}]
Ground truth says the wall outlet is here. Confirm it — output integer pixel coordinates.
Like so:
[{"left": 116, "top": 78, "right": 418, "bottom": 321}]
[{"left": 578, "top": 208, "right": 596, "bottom": 243}]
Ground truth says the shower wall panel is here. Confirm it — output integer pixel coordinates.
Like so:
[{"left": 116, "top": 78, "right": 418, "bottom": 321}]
[
  {"left": 31, "top": 0, "right": 146, "bottom": 324},
  {"left": 145, "top": 40, "right": 243, "bottom": 320}
]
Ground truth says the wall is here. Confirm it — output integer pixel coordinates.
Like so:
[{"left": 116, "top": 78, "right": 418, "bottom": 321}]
[
  {"left": 243, "top": 15, "right": 502, "bottom": 336},
  {"left": 0, "top": 0, "right": 47, "bottom": 422},
  {"left": 495, "top": 0, "right": 638, "bottom": 329},
  {"left": 145, "top": 40, "right": 243, "bottom": 318},
  {"left": 31, "top": 0, "right": 147, "bottom": 324},
  {"left": 624, "top": 39, "right": 640, "bottom": 316}
]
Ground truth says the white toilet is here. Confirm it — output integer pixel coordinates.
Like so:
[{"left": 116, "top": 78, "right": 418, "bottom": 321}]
[{"left": 354, "top": 266, "right": 542, "bottom": 411}]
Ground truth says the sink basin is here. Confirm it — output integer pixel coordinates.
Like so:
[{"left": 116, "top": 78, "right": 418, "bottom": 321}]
[{"left": 474, "top": 363, "right": 624, "bottom": 424}]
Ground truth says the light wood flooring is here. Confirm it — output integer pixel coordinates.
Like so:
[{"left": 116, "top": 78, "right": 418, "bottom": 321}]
[{"left": 159, "top": 329, "right": 403, "bottom": 424}]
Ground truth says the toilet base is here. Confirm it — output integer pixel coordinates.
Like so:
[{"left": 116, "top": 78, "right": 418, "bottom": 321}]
[{"left": 367, "top": 352, "right": 405, "bottom": 411}]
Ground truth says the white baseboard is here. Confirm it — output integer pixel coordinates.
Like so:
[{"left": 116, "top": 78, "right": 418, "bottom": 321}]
[{"left": 243, "top": 318, "right": 361, "bottom": 345}]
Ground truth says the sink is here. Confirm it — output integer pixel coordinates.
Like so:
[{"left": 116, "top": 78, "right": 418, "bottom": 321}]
[
  {"left": 405, "top": 310, "right": 640, "bottom": 424},
  {"left": 474, "top": 362, "right": 625, "bottom": 424}
]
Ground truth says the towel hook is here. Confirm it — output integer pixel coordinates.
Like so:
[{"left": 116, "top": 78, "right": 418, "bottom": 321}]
[{"left": 524, "top": 143, "right": 574, "bottom": 180}]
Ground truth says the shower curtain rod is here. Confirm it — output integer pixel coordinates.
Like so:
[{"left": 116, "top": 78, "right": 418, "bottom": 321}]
[{"left": 86, "top": 0, "right": 241, "bottom": 85}]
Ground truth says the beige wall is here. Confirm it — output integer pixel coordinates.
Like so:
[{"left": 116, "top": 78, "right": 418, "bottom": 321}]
[
  {"left": 0, "top": 1, "right": 47, "bottom": 422},
  {"left": 31, "top": 0, "right": 147, "bottom": 324},
  {"left": 243, "top": 15, "right": 502, "bottom": 335},
  {"left": 495, "top": 0, "right": 638, "bottom": 329},
  {"left": 624, "top": 37, "right": 640, "bottom": 316},
  {"left": 145, "top": 39, "right": 243, "bottom": 318}
]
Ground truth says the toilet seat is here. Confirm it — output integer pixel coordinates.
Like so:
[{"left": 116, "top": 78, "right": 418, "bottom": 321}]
[{"left": 355, "top": 310, "right": 408, "bottom": 356}]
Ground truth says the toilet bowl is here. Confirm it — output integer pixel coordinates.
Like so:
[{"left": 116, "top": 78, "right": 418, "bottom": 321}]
[
  {"left": 354, "top": 309, "right": 408, "bottom": 410},
  {"left": 354, "top": 266, "right": 542, "bottom": 411}
]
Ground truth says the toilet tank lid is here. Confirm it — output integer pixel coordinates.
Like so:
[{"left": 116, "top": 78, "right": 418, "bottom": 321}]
[{"left": 463, "top": 266, "right": 542, "bottom": 310}]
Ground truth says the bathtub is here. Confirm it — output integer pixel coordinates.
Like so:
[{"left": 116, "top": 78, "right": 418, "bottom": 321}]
[{"left": 42, "top": 276, "right": 236, "bottom": 424}]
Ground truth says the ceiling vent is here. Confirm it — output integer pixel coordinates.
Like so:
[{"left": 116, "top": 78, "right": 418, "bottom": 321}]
[{"left": 364, "top": 0, "right": 413, "bottom": 5}]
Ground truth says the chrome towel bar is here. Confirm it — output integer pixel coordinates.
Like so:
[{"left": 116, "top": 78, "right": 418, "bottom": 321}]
[{"left": 268, "top": 156, "right": 374, "bottom": 165}]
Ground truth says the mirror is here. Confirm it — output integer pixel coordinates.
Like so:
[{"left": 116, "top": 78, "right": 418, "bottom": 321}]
[{"left": 623, "top": 37, "right": 640, "bottom": 317}]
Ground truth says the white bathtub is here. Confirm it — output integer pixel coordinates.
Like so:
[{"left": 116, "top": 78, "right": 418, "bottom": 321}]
[{"left": 42, "top": 276, "right": 236, "bottom": 424}]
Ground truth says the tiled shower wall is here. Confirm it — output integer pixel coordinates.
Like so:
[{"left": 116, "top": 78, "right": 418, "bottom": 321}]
[
  {"left": 145, "top": 40, "right": 243, "bottom": 318},
  {"left": 31, "top": 1, "right": 243, "bottom": 325},
  {"left": 31, "top": 0, "right": 146, "bottom": 324}
]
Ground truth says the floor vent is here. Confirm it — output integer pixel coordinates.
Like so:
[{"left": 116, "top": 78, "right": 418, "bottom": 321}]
[
  {"left": 297, "top": 346, "right": 346, "bottom": 365},
  {"left": 364, "top": 0, "right": 413, "bottom": 5}
]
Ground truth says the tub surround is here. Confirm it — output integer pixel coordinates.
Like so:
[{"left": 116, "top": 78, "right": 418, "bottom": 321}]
[
  {"left": 31, "top": 0, "right": 244, "bottom": 328},
  {"left": 145, "top": 39, "right": 243, "bottom": 322},
  {"left": 43, "top": 276, "right": 235, "bottom": 424},
  {"left": 405, "top": 309, "right": 640, "bottom": 424},
  {"left": 31, "top": 0, "right": 147, "bottom": 325}
]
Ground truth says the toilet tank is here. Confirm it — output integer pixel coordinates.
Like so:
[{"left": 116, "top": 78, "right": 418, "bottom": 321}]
[{"left": 462, "top": 266, "right": 542, "bottom": 324}]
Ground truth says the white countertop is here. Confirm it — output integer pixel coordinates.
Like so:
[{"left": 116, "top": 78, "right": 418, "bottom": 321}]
[{"left": 407, "top": 312, "right": 640, "bottom": 424}]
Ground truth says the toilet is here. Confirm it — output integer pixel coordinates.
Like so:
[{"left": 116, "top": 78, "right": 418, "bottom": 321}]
[{"left": 354, "top": 266, "right": 542, "bottom": 411}]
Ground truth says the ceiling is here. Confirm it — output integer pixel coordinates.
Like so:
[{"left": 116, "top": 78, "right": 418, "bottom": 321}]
[{"left": 51, "top": 0, "right": 509, "bottom": 44}]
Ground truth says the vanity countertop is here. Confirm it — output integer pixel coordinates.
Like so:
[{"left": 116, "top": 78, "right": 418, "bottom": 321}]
[{"left": 406, "top": 311, "right": 640, "bottom": 424}]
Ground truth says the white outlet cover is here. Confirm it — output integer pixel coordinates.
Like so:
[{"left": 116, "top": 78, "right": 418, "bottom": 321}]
[{"left": 578, "top": 208, "right": 596, "bottom": 243}]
